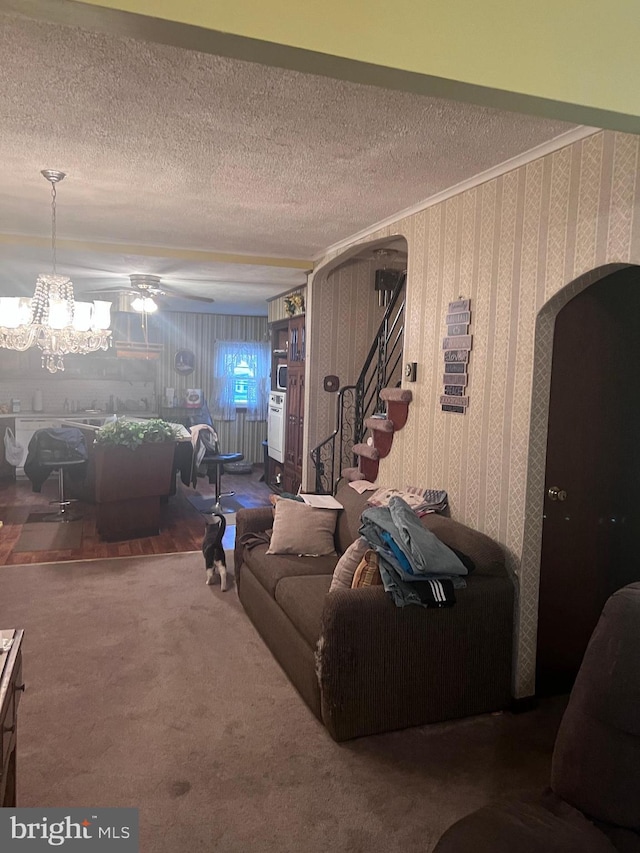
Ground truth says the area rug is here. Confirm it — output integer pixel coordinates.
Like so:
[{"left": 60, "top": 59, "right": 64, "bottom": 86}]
[
  {"left": 13, "top": 520, "right": 83, "bottom": 551},
  {"left": 0, "top": 552, "right": 566, "bottom": 853}
]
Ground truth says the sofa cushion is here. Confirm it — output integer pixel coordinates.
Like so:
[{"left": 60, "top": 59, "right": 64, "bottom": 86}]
[
  {"left": 329, "top": 537, "right": 369, "bottom": 592},
  {"left": 275, "top": 574, "right": 332, "bottom": 648},
  {"left": 243, "top": 544, "right": 338, "bottom": 598},
  {"left": 422, "top": 514, "right": 504, "bottom": 576},
  {"left": 266, "top": 498, "right": 339, "bottom": 556},
  {"left": 352, "top": 549, "right": 382, "bottom": 588},
  {"left": 335, "top": 484, "right": 371, "bottom": 553}
]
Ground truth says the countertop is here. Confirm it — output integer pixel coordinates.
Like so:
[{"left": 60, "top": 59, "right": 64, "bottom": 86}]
[{"left": 0, "top": 411, "right": 158, "bottom": 420}]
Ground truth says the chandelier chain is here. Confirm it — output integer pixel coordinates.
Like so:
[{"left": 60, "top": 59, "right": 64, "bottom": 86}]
[{"left": 51, "top": 181, "right": 57, "bottom": 275}]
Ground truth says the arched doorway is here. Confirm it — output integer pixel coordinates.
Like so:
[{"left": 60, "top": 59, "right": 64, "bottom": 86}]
[
  {"left": 305, "top": 235, "right": 408, "bottom": 492},
  {"left": 536, "top": 265, "right": 640, "bottom": 694}
]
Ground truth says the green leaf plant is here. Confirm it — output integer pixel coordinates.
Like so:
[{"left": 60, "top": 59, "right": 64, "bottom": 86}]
[{"left": 94, "top": 418, "right": 180, "bottom": 451}]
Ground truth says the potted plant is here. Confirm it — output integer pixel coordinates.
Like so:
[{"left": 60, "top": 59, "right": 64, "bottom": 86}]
[{"left": 93, "top": 418, "right": 181, "bottom": 540}]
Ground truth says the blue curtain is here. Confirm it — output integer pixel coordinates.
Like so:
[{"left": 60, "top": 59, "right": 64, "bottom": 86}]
[{"left": 211, "top": 341, "right": 270, "bottom": 422}]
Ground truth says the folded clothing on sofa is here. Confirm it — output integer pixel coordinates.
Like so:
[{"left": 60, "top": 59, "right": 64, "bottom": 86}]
[
  {"left": 360, "top": 496, "right": 467, "bottom": 607},
  {"left": 367, "top": 485, "right": 448, "bottom": 515}
]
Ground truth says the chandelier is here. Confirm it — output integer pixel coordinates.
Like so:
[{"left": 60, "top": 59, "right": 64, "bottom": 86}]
[{"left": 0, "top": 169, "right": 112, "bottom": 373}]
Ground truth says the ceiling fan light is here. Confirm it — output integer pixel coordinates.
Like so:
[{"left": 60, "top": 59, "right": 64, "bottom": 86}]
[{"left": 131, "top": 295, "right": 157, "bottom": 313}]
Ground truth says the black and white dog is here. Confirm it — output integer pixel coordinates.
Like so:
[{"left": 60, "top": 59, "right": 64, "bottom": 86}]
[{"left": 202, "top": 512, "right": 228, "bottom": 590}]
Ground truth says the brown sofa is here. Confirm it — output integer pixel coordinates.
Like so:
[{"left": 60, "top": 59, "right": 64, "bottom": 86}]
[
  {"left": 234, "top": 482, "right": 515, "bottom": 741},
  {"left": 433, "top": 583, "right": 640, "bottom": 852}
]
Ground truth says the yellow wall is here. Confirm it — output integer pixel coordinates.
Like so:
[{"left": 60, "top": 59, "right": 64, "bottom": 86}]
[{"left": 69, "top": 0, "right": 640, "bottom": 130}]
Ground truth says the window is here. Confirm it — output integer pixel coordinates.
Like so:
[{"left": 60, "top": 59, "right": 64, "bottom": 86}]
[
  {"left": 232, "top": 359, "right": 253, "bottom": 407},
  {"left": 212, "top": 341, "right": 270, "bottom": 422}
]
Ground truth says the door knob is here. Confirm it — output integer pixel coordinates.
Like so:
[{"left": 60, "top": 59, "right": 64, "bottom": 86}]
[{"left": 548, "top": 486, "right": 567, "bottom": 502}]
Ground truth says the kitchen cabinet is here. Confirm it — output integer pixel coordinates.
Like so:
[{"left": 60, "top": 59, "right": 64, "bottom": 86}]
[
  {"left": 283, "top": 315, "right": 305, "bottom": 494},
  {"left": 0, "top": 348, "right": 156, "bottom": 381}
]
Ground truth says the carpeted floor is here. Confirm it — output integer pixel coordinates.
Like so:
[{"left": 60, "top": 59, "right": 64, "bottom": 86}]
[{"left": 0, "top": 552, "right": 566, "bottom": 852}]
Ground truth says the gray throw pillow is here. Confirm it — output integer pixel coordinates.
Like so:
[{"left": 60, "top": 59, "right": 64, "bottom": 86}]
[{"left": 266, "top": 499, "right": 338, "bottom": 556}]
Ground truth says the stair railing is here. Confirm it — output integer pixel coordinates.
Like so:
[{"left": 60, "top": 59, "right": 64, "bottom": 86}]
[{"left": 311, "top": 272, "right": 406, "bottom": 494}]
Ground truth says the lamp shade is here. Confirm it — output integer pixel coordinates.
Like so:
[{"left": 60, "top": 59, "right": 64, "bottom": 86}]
[{"left": 91, "top": 300, "right": 112, "bottom": 330}]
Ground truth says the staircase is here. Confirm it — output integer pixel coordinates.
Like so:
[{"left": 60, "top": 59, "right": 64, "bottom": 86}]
[
  {"left": 340, "top": 388, "right": 413, "bottom": 484},
  {"left": 311, "top": 273, "right": 413, "bottom": 494}
]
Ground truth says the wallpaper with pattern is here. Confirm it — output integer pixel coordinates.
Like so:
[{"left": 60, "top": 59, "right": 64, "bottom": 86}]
[
  {"left": 155, "top": 311, "right": 268, "bottom": 463},
  {"left": 306, "top": 254, "right": 406, "bottom": 447},
  {"left": 307, "top": 130, "right": 640, "bottom": 696}
]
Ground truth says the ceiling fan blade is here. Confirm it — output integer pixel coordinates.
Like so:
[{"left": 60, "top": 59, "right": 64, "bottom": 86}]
[
  {"left": 77, "top": 286, "right": 132, "bottom": 295},
  {"left": 158, "top": 284, "right": 215, "bottom": 303}
]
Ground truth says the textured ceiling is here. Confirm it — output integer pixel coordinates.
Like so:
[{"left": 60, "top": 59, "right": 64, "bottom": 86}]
[{"left": 0, "top": 10, "right": 578, "bottom": 313}]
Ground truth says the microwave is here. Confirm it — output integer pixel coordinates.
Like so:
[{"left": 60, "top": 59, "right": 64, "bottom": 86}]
[{"left": 276, "top": 363, "right": 287, "bottom": 391}]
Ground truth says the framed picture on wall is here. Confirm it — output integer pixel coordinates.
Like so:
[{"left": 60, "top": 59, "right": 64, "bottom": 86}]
[{"left": 174, "top": 349, "right": 195, "bottom": 375}]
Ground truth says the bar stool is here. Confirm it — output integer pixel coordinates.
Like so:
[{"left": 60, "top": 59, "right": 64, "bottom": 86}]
[
  {"left": 189, "top": 425, "right": 243, "bottom": 514},
  {"left": 203, "top": 451, "right": 245, "bottom": 513},
  {"left": 25, "top": 428, "right": 88, "bottom": 522},
  {"left": 39, "top": 457, "right": 86, "bottom": 522}
]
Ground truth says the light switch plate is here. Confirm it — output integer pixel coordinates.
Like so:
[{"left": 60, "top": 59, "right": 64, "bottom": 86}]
[{"left": 404, "top": 362, "right": 417, "bottom": 382}]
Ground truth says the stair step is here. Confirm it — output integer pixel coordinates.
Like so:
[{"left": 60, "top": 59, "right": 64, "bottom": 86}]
[
  {"left": 364, "top": 418, "right": 394, "bottom": 458},
  {"left": 380, "top": 388, "right": 413, "bottom": 403},
  {"left": 365, "top": 417, "right": 394, "bottom": 433},
  {"left": 352, "top": 442, "right": 380, "bottom": 461},
  {"left": 341, "top": 467, "right": 366, "bottom": 482}
]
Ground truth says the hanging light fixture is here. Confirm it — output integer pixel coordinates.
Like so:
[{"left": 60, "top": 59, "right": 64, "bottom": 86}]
[
  {"left": 373, "top": 248, "right": 402, "bottom": 307},
  {"left": 0, "top": 169, "right": 112, "bottom": 373}
]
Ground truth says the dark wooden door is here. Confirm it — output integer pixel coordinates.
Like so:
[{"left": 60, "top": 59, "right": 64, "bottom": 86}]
[{"left": 536, "top": 267, "right": 640, "bottom": 694}]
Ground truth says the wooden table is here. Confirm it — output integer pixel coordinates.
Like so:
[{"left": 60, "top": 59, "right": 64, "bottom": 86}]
[{"left": 0, "top": 628, "right": 24, "bottom": 807}]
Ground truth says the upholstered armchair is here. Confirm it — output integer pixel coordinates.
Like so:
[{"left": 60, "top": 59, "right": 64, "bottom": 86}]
[{"left": 433, "top": 583, "right": 640, "bottom": 853}]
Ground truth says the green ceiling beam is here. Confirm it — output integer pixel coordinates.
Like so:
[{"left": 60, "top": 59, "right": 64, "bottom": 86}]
[{"left": 6, "top": 0, "right": 640, "bottom": 132}]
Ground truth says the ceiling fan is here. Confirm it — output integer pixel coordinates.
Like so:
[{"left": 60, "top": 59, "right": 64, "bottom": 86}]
[{"left": 82, "top": 274, "right": 215, "bottom": 312}]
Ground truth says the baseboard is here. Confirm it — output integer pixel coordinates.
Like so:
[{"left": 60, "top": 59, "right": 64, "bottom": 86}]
[{"left": 510, "top": 695, "right": 538, "bottom": 714}]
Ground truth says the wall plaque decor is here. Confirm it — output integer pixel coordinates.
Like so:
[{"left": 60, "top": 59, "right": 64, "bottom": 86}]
[
  {"left": 174, "top": 349, "right": 195, "bottom": 375},
  {"left": 444, "top": 350, "right": 469, "bottom": 363},
  {"left": 441, "top": 394, "right": 470, "bottom": 407},
  {"left": 445, "top": 311, "right": 471, "bottom": 325},
  {"left": 441, "top": 299, "right": 472, "bottom": 413},
  {"left": 442, "top": 335, "right": 472, "bottom": 351},
  {"left": 448, "top": 298, "right": 470, "bottom": 312},
  {"left": 447, "top": 324, "right": 469, "bottom": 336},
  {"left": 442, "top": 374, "right": 467, "bottom": 386}
]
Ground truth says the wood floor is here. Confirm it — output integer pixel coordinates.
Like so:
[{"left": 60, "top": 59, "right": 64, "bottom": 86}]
[{"left": 0, "top": 466, "right": 272, "bottom": 565}]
